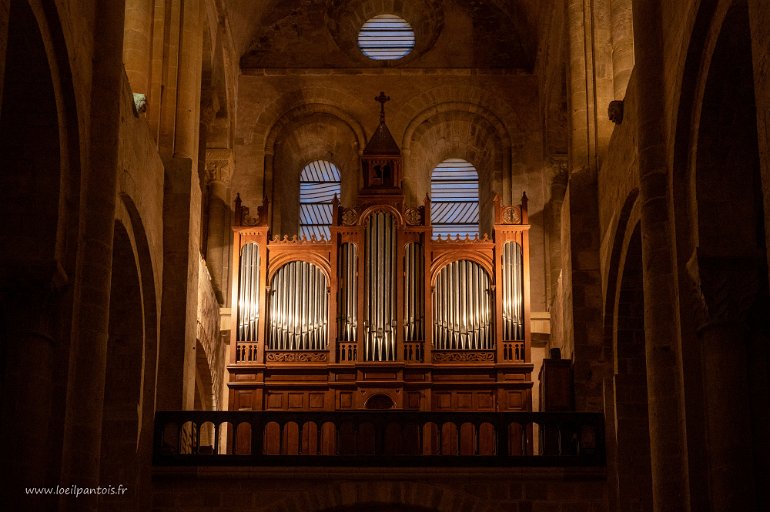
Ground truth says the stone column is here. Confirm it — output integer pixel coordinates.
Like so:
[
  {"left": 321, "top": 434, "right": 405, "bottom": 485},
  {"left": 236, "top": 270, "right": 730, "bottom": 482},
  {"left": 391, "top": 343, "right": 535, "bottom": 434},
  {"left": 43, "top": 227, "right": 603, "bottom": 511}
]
[
  {"left": 563, "top": 0, "right": 613, "bottom": 411},
  {"left": 610, "top": 0, "right": 634, "bottom": 99},
  {"left": 632, "top": 1, "right": 691, "bottom": 510},
  {"left": 0, "top": 269, "right": 66, "bottom": 510},
  {"left": 157, "top": 0, "right": 204, "bottom": 411},
  {"left": 122, "top": 0, "right": 153, "bottom": 94},
  {"left": 58, "top": 1, "right": 124, "bottom": 510},
  {"left": 146, "top": 0, "right": 169, "bottom": 142},
  {"left": 205, "top": 149, "right": 233, "bottom": 304},
  {"left": 547, "top": 157, "right": 568, "bottom": 308},
  {"left": 689, "top": 253, "right": 759, "bottom": 511}
]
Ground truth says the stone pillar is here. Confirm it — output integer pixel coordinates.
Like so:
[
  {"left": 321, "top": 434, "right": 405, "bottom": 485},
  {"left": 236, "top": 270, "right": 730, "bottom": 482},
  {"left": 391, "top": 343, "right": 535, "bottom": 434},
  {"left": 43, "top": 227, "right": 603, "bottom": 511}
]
[
  {"left": 690, "top": 253, "right": 759, "bottom": 511},
  {"left": 631, "top": 1, "right": 691, "bottom": 510},
  {"left": 0, "top": 269, "right": 65, "bottom": 510},
  {"left": 122, "top": 0, "right": 153, "bottom": 94},
  {"left": 157, "top": 0, "right": 204, "bottom": 411},
  {"left": 205, "top": 149, "right": 233, "bottom": 304},
  {"left": 610, "top": 0, "right": 634, "bottom": 99},
  {"left": 563, "top": 0, "right": 615, "bottom": 410},
  {"left": 547, "top": 157, "right": 568, "bottom": 308},
  {"left": 174, "top": 0, "right": 203, "bottom": 160},
  {"left": 146, "top": 0, "right": 169, "bottom": 142},
  {"left": 58, "top": 1, "right": 125, "bottom": 510},
  {"left": 157, "top": 0, "right": 182, "bottom": 159}
]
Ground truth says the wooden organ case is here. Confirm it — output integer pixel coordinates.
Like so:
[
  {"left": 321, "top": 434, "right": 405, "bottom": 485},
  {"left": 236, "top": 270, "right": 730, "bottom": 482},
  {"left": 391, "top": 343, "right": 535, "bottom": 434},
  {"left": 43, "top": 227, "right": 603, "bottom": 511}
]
[{"left": 227, "top": 98, "right": 533, "bottom": 415}]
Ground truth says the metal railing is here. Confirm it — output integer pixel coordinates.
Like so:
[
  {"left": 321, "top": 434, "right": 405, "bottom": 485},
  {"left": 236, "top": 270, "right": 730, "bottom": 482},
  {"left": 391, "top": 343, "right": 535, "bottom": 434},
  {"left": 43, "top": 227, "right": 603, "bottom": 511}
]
[{"left": 153, "top": 411, "right": 604, "bottom": 467}]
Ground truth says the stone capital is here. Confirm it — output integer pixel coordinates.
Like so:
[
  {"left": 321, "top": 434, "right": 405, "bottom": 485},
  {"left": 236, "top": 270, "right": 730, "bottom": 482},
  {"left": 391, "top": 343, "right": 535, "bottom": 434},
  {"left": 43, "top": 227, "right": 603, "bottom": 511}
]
[
  {"left": 204, "top": 149, "right": 233, "bottom": 185},
  {"left": 548, "top": 155, "right": 569, "bottom": 192}
]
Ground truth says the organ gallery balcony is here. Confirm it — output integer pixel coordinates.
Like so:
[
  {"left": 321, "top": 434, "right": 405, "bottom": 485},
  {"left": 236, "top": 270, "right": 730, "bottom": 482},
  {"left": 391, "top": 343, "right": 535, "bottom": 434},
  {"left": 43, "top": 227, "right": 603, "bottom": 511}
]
[{"left": 153, "top": 410, "right": 605, "bottom": 467}]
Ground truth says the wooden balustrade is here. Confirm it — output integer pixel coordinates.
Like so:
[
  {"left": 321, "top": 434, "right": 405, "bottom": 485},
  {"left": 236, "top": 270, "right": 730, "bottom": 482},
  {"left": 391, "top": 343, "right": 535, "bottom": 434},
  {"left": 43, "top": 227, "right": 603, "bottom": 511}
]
[
  {"left": 235, "top": 342, "right": 259, "bottom": 363},
  {"left": 503, "top": 341, "right": 525, "bottom": 362},
  {"left": 154, "top": 410, "right": 604, "bottom": 467},
  {"left": 403, "top": 342, "right": 423, "bottom": 362},
  {"left": 337, "top": 342, "right": 357, "bottom": 362}
]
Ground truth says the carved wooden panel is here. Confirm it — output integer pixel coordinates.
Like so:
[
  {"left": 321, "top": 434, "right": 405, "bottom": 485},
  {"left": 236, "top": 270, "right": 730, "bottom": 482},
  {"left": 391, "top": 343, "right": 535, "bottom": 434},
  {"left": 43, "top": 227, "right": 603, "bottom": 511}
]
[
  {"left": 266, "top": 392, "right": 283, "bottom": 409},
  {"left": 339, "top": 392, "right": 353, "bottom": 409},
  {"left": 234, "top": 390, "right": 255, "bottom": 410},
  {"left": 309, "top": 392, "right": 325, "bottom": 409},
  {"left": 506, "top": 390, "right": 524, "bottom": 410},
  {"left": 288, "top": 393, "right": 304, "bottom": 408},
  {"left": 407, "top": 391, "right": 422, "bottom": 409}
]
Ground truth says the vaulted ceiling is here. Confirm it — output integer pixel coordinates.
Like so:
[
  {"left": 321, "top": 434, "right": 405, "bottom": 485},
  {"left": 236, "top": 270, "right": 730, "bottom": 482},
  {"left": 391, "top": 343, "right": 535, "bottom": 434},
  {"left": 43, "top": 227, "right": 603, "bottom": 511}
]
[{"left": 224, "top": 0, "right": 545, "bottom": 70}]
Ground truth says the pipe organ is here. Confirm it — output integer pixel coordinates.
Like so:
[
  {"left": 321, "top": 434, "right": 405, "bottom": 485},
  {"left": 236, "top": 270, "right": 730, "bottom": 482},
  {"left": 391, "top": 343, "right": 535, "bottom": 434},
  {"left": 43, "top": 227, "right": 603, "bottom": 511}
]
[
  {"left": 228, "top": 94, "right": 534, "bottom": 413},
  {"left": 228, "top": 193, "right": 532, "bottom": 410},
  {"left": 432, "top": 259, "right": 493, "bottom": 351}
]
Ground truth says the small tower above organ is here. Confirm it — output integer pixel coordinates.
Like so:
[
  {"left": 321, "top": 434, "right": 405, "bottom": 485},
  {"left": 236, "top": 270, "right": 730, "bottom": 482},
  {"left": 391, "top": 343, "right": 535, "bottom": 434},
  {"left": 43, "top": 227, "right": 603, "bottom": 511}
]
[{"left": 360, "top": 92, "right": 402, "bottom": 194}]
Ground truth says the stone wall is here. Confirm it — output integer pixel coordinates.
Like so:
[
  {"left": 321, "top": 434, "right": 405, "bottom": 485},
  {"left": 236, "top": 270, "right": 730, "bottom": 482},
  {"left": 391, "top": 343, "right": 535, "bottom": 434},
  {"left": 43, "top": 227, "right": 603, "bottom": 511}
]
[
  {"left": 153, "top": 468, "right": 608, "bottom": 512},
  {"left": 196, "top": 255, "right": 225, "bottom": 410}
]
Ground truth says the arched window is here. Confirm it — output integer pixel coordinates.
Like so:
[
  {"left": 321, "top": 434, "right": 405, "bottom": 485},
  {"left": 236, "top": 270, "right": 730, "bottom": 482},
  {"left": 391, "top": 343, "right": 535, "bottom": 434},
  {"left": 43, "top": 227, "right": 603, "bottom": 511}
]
[
  {"left": 430, "top": 159, "right": 479, "bottom": 239},
  {"left": 299, "top": 160, "right": 341, "bottom": 240}
]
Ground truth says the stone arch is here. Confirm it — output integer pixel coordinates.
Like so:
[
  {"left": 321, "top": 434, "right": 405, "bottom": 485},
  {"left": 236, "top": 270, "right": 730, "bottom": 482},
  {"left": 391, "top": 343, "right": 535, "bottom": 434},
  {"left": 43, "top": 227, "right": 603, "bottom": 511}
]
[
  {"left": 113, "top": 195, "right": 159, "bottom": 510},
  {"left": 669, "top": 1, "right": 729, "bottom": 507},
  {"left": 0, "top": 0, "right": 80, "bottom": 271},
  {"left": 599, "top": 190, "right": 654, "bottom": 511},
  {"left": 100, "top": 221, "right": 145, "bottom": 510},
  {"left": 257, "top": 90, "right": 367, "bottom": 153},
  {"left": 266, "top": 103, "right": 367, "bottom": 154},
  {"left": 610, "top": 223, "right": 652, "bottom": 512},
  {"left": 691, "top": 3, "right": 768, "bottom": 508},
  {"left": 234, "top": 88, "right": 367, "bottom": 207},
  {"left": 405, "top": 107, "right": 507, "bottom": 234},
  {"left": 601, "top": 188, "right": 639, "bottom": 363},
  {"left": 0, "top": 1, "right": 81, "bottom": 507},
  {"left": 396, "top": 86, "right": 523, "bottom": 143},
  {"left": 672, "top": 0, "right": 770, "bottom": 508},
  {"left": 402, "top": 102, "right": 511, "bottom": 152},
  {"left": 268, "top": 109, "right": 364, "bottom": 236}
]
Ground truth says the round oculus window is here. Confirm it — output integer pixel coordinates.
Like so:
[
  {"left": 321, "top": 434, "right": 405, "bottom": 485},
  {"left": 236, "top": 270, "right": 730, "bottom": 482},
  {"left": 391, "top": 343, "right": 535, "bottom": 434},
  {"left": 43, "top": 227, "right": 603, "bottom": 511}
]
[{"left": 358, "top": 14, "right": 415, "bottom": 61}]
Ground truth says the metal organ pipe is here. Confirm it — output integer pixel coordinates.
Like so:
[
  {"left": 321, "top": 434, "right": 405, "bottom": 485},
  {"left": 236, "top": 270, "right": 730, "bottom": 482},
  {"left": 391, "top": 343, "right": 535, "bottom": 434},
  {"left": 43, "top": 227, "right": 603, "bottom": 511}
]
[
  {"left": 364, "top": 212, "right": 397, "bottom": 361},
  {"left": 502, "top": 241, "right": 524, "bottom": 341},
  {"left": 267, "top": 261, "right": 328, "bottom": 350},
  {"left": 432, "top": 260, "right": 493, "bottom": 350},
  {"left": 337, "top": 243, "right": 357, "bottom": 342},
  {"left": 404, "top": 242, "right": 424, "bottom": 342},
  {"left": 237, "top": 243, "right": 260, "bottom": 342}
]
